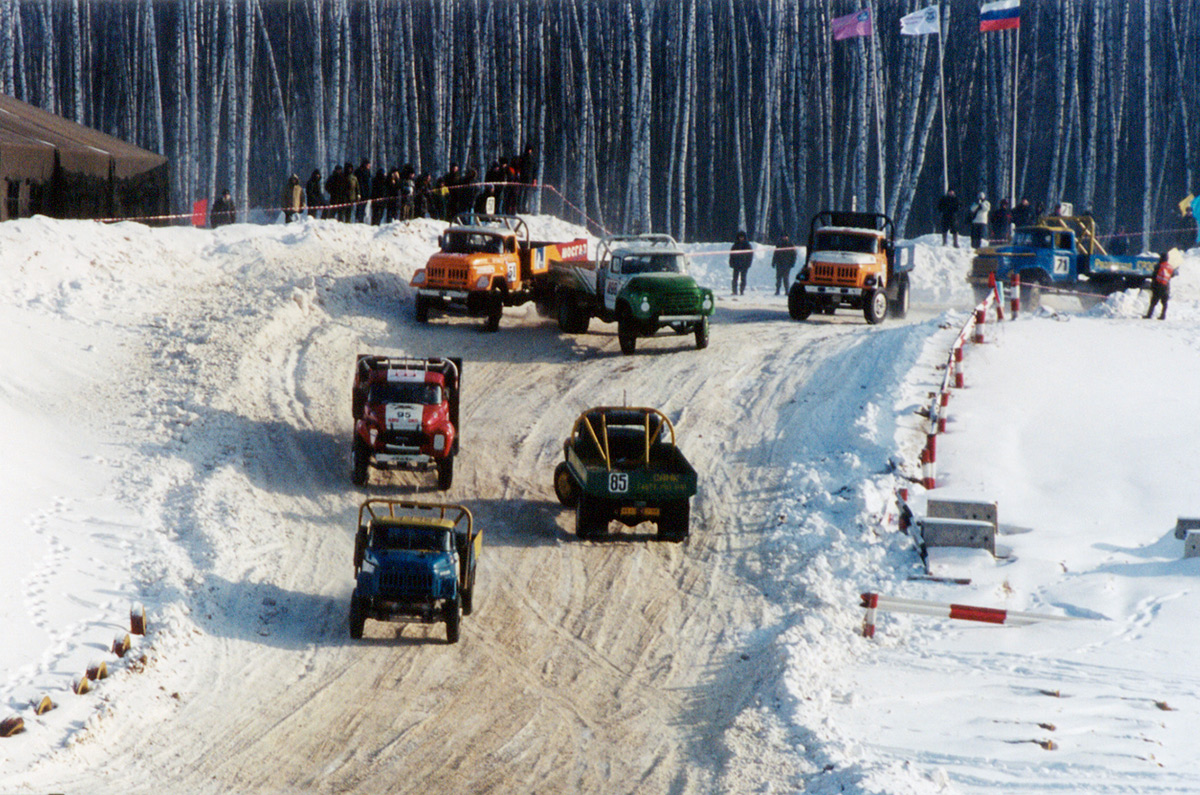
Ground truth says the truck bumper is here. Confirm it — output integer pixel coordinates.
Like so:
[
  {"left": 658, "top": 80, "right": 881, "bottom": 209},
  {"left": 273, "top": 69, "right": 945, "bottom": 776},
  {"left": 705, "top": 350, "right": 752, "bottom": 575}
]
[
  {"left": 809, "top": 285, "right": 863, "bottom": 298},
  {"left": 418, "top": 288, "right": 470, "bottom": 302},
  {"left": 657, "top": 314, "right": 705, "bottom": 323}
]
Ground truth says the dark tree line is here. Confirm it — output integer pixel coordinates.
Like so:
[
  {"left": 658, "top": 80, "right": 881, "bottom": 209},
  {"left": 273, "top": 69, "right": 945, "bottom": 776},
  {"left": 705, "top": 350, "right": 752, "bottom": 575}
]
[{"left": 1, "top": 0, "right": 1196, "bottom": 246}]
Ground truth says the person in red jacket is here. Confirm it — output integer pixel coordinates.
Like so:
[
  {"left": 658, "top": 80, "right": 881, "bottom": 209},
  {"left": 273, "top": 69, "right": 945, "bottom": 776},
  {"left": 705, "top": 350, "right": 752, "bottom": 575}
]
[{"left": 1145, "top": 252, "right": 1178, "bottom": 320}]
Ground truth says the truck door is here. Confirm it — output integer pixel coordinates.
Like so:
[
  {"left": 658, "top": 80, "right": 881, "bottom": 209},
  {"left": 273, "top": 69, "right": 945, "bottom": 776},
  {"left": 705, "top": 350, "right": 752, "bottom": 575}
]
[
  {"left": 1052, "top": 232, "right": 1074, "bottom": 281},
  {"left": 603, "top": 257, "right": 623, "bottom": 312}
]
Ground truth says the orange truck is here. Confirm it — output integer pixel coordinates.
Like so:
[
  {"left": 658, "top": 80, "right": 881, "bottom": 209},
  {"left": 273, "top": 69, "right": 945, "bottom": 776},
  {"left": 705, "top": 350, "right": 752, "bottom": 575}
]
[
  {"left": 787, "top": 211, "right": 913, "bottom": 325},
  {"left": 410, "top": 213, "right": 588, "bottom": 332}
]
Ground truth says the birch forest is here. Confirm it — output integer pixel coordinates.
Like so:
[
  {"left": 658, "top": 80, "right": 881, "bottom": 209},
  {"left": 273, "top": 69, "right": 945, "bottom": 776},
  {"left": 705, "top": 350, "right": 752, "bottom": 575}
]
[{"left": 1, "top": 0, "right": 1197, "bottom": 245}]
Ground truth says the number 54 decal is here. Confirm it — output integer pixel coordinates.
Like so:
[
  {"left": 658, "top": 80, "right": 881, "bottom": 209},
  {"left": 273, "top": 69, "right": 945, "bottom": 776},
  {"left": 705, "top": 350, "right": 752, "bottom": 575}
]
[{"left": 608, "top": 472, "right": 628, "bottom": 493}]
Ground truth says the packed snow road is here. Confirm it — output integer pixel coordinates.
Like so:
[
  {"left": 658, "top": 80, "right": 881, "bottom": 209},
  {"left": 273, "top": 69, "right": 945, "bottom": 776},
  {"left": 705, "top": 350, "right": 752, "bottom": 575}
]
[{"left": 3, "top": 218, "right": 946, "bottom": 793}]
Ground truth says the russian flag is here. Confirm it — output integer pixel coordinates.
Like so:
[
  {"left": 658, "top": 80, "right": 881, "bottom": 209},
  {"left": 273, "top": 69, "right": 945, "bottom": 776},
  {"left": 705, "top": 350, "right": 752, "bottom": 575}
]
[{"left": 980, "top": 0, "right": 1020, "bottom": 32}]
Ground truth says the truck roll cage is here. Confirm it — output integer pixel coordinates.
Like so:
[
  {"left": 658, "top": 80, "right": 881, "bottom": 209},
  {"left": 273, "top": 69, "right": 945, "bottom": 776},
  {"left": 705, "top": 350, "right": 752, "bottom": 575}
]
[
  {"left": 356, "top": 355, "right": 460, "bottom": 384},
  {"left": 596, "top": 234, "right": 680, "bottom": 265},
  {"left": 451, "top": 212, "right": 529, "bottom": 244},
  {"left": 357, "top": 498, "right": 473, "bottom": 537},
  {"left": 570, "top": 406, "right": 676, "bottom": 471}
]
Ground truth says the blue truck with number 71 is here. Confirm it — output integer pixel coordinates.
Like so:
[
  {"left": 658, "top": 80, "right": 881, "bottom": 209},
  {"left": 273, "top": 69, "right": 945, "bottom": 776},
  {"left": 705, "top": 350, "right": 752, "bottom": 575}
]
[{"left": 969, "top": 215, "right": 1157, "bottom": 304}]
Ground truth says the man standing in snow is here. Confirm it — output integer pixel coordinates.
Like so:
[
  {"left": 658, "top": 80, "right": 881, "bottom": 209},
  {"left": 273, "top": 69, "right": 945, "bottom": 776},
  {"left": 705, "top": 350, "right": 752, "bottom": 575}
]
[
  {"left": 209, "top": 189, "right": 236, "bottom": 228},
  {"left": 1145, "top": 252, "right": 1177, "bottom": 320},
  {"left": 936, "top": 189, "right": 960, "bottom": 247},
  {"left": 729, "top": 230, "right": 753, "bottom": 296},
  {"left": 772, "top": 233, "right": 796, "bottom": 296},
  {"left": 305, "top": 169, "right": 324, "bottom": 218},
  {"left": 969, "top": 192, "right": 991, "bottom": 248},
  {"left": 282, "top": 174, "right": 304, "bottom": 222}
]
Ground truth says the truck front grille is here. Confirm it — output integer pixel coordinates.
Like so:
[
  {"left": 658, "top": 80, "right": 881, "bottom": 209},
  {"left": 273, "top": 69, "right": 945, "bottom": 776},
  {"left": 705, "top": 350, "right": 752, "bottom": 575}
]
[
  {"left": 379, "top": 569, "right": 432, "bottom": 599},
  {"left": 657, "top": 290, "right": 701, "bottom": 314},
  {"left": 428, "top": 265, "right": 470, "bottom": 287},
  {"left": 380, "top": 429, "right": 423, "bottom": 447},
  {"left": 811, "top": 263, "right": 860, "bottom": 286}
]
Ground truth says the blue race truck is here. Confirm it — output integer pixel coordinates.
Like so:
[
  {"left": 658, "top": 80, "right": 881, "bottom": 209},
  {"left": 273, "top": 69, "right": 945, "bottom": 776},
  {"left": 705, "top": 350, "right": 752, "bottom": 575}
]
[
  {"left": 349, "top": 498, "right": 480, "bottom": 643},
  {"left": 969, "top": 215, "right": 1156, "bottom": 304}
]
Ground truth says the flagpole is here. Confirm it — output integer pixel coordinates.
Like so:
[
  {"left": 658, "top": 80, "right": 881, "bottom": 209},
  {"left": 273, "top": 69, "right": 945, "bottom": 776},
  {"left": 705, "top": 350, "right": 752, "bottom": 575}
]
[
  {"left": 937, "top": 2, "right": 948, "bottom": 194},
  {"left": 870, "top": 5, "right": 885, "bottom": 213},
  {"left": 1009, "top": 17, "right": 1019, "bottom": 206}
]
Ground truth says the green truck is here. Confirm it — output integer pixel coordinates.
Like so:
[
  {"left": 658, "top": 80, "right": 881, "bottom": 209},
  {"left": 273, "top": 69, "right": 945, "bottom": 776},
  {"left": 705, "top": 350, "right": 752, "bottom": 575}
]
[
  {"left": 546, "top": 234, "right": 715, "bottom": 354},
  {"left": 552, "top": 406, "right": 698, "bottom": 542}
]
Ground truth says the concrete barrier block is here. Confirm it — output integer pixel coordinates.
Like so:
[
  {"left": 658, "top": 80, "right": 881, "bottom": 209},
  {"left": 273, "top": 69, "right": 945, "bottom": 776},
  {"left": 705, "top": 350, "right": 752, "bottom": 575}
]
[
  {"left": 920, "top": 517, "right": 996, "bottom": 556},
  {"left": 927, "top": 498, "right": 998, "bottom": 530},
  {"left": 1185, "top": 530, "right": 1200, "bottom": 559},
  {"left": 1175, "top": 517, "right": 1200, "bottom": 540}
]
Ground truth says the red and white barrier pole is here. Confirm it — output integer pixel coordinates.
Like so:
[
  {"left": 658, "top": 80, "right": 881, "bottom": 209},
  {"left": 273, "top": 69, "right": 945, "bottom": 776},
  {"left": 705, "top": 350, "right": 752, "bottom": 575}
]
[
  {"left": 922, "top": 434, "right": 937, "bottom": 490},
  {"left": 1010, "top": 272, "right": 1021, "bottom": 318},
  {"left": 973, "top": 307, "right": 986, "bottom": 343},
  {"left": 859, "top": 592, "right": 1082, "bottom": 637},
  {"left": 953, "top": 344, "right": 964, "bottom": 388}
]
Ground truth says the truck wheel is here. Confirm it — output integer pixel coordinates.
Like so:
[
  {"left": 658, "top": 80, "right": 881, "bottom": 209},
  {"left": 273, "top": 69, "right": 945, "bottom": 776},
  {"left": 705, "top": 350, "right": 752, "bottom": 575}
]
[
  {"left": 657, "top": 499, "right": 690, "bottom": 542},
  {"left": 553, "top": 461, "right": 579, "bottom": 506},
  {"left": 617, "top": 317, "right": 637, "bottom": 354},
  {"left": 444, "top": 595, "right": 461, "bottom": 644},
  {"left": 352, "top": 437, "right": 370, "bottom": 487},
  {"left": 556, "top": 297, "right": 589, "bottom": 334},
  {"left": 694, "top": 316, "right": 710, "bottom": 350},
  {"left": 414, "top": 293, "right": 430, "bottom": 323},
  {"left": 863, "top": 289, "right": 888, "bottom": 325},
  {"left": 462, "top": 577, "right": 474, "bottom": 616},
  {"left": 348, "top": 595, "right": 366, "bottom": 639},
  {"left": 353, "top": 525, "right": 367, "bottom": 571},
  {"left": 787, "top": 285, "right": 813, "bottom": 320},
  {"left": 889, "top": 274, "right": 910, "bottom": 319},
  {"left": 436, "top": 456, "right": 454, "bottom": 491},
  {"left": 576, "top": 494, "right": 606, "bottom": 540},
  {"left": 483, "top": 294, "right": 503, "bottom": 332}
]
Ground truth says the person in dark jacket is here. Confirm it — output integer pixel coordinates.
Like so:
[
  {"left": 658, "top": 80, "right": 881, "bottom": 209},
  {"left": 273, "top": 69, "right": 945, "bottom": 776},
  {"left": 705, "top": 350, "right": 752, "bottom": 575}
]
[
  {"left": 354, "top": 159, "right": 373, "bottom": 222},
  {"left": 729, "top": 230, "right": 753, "bottom": 296},
  {"left": 1145, "top": 252, "right": 1178, "bottom": 320},
  {"left": 209, "top": 189, "right": 235, "bottom": 228},
  {"left": 989, "top": 198, "right": 1012, "bottom": 243},
  {"left": 516, "top": 145, "right": 537, "bottom": 212},
  {"left": 343, "top": 162, "right": 360, "bottom": 223},
  {"left": 1011, "top": 197, "right": 1035, "bottom": 230},
  {"left": 370, "top": 168, "right": 388, "bottom": 225},
  {"left": 772, "top": 233, "right": 797, "bottom": 295},
  {"left": 414, "top": 173, "right": 431, "bottom": 219},
  {"left": 937, "top": 190, "right": 960, "bottom": 247},
  {"left": 305, "top": 169, "right": 324, "bottom": 218},
  {"left": 324, "top": 165, "right": 347, "bottom": 220}
]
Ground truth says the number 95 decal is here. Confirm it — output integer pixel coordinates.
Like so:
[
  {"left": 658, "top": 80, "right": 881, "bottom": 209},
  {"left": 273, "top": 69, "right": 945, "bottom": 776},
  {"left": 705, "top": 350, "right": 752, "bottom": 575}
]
[{"left": 608, "top": 472, "right": 629, "bottom": 493}]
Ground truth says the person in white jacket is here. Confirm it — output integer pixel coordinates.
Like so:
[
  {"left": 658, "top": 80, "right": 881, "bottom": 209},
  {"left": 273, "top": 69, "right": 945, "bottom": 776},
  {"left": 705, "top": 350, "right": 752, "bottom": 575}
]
[{"left": 969, "top": 192, "right": 991, "bottom": 248}]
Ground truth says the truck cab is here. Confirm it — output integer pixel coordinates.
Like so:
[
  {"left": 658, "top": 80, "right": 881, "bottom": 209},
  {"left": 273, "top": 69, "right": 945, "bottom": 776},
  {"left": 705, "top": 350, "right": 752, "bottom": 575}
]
[
  {"left": 351, "top": 356, "right": 460, "bottom": 490},
  {"left": 349, "top": 499, "right": 480, "bottom": 643},
  {"left": 788, "top": 211, "right": 910, "bottom": 324}
]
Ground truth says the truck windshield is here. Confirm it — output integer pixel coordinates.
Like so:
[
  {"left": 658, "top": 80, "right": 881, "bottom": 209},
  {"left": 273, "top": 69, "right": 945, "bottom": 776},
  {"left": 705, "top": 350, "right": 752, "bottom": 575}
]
[
  {"left": 813, "top": 231, "right": 878, "bottom": 254},
  {"left": 1013, "top": 230, "right": 1053, "bottom": 248},
  {"left": 374, "top": 524, "right": 452, "bottom": 553},
  {"left": 369, "top": 381, "right": 442, "bottom": 405},
  {"left": 620, "top": 253, "right": 686, "bottom": 274},
  {"left": 442, "top": 231, "right": 505, "bottom": 254}
]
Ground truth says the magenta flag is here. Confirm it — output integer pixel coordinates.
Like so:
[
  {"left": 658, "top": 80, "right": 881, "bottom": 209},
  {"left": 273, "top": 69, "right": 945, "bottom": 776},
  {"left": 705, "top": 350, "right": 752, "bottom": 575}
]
[{"left": 831, "top": 8, "right": 873, "bottom": 40}]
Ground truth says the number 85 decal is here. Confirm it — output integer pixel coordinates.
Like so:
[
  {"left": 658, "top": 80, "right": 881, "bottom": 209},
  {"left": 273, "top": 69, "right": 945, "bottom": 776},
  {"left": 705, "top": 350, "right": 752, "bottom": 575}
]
[{"left": 608, "top": 472, "right": 629, "bottom": 493}]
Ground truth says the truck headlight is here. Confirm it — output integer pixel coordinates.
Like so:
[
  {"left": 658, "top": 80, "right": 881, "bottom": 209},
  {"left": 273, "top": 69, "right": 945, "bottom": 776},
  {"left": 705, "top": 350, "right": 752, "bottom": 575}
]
[
  {"left": 640, "top": 298, "right": 651, "bottom": 313},
  {"left": 702, "top": 295, "right": 713, "bottom": 310},
  {"left": 433, "top": 434, "right": 446, "bottom": 451},
  {"left": 475, "top": 275, "right": 491, "bottom": 289},
  {"left": 368, "top": 428, "right": 378, "bottom": 445},
  {"left": 412, "top": 271, "right": 427, "bottom": 286},
  {"left": 798, "top": 268, "right": 809, "bottom": 281},
  {"left": 864, "top": 274, "right": 878, "bottom": 287}
]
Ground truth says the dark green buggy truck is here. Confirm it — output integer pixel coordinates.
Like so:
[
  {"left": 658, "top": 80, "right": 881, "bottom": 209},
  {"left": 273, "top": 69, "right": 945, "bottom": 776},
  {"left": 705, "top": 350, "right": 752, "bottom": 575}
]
[
  {"left": 552, "top": 407, "right": 698, "bottom": 542},
  {"left": 349, "top": 498, "right": 481, "bottom": 643}
]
